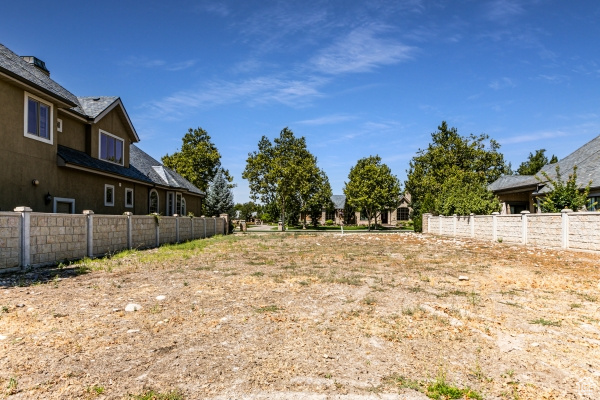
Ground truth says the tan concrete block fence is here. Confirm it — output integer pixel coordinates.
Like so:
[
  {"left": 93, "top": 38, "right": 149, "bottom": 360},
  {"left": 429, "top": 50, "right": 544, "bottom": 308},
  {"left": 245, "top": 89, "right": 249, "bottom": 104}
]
[
  {"left": 0, "top": 207, "right": 228, "bottom": 274},
  {"left": 423, "top": 210, "right": 600, "bottom": 252}
]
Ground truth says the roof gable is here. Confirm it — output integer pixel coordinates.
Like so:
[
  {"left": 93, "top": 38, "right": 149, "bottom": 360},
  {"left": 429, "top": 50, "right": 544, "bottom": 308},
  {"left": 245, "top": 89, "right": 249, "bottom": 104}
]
[{"left": 77, "top": 97, "right": 140, "bottom": 142}]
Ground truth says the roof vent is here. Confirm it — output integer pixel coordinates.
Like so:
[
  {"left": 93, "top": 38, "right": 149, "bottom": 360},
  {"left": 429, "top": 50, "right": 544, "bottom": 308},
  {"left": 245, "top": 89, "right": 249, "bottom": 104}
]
[{"left": 21, "top": 56, "right": 50, "bottom": 76}]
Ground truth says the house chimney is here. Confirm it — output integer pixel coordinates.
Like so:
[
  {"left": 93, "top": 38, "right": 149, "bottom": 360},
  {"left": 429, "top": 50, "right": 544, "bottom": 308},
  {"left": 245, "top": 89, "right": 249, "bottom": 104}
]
[{"left": 21, "top": 56, "right": 50, "bottom": 76}]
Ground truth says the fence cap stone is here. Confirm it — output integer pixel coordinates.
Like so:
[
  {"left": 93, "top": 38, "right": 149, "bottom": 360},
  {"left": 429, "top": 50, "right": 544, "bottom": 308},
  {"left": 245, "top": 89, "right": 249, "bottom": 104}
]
[
  {"left": 561, "top": 209, "right": 573, "bottom": 213},
  {"left": 14, "top": 206, "right": 32, "bottom": 212},
  {"left": 492, "top": 212, "right": 500, "bottom": 215},
  {"left": 520, "top": 211, "right": 531, "bottom": 214},
  {"left": 83, "top": 210, "right": 94, "bottom": 215}
]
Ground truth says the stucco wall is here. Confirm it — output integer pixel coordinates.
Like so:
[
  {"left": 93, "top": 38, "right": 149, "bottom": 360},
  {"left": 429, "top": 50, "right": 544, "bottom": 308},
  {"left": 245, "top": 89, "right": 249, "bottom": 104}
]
[
  {"left": 473, "top": 216, "right": 493, "bottom": 240},
  {"left": 0, "top": 213, "right": 21, "bottom": 272},
  {"left": 456, "top": 215, "right": 471, "bottom": 236},
  {"left": 93, "top": 215, "right": 128, "bottom": 256},
  {"left": 528, "top": 214, "right": 562, "bottom": 248},
  {"left": 159, "top": 217, "right": 177, "bottom": 245},
  {"left": 425, "top": 212, "right": 600, "bottom": 252},
  {"left": 131, "top": 215, "right": 157, "bottom": 249},
  {"left": 496, "top": 215, "right": 522, "bottom": 243},
  {"left": 569, "top": 213, "right": 600, "bottom": 251},
  {"left": 30, "top": 213, "right": 87, "bottom": 265}
]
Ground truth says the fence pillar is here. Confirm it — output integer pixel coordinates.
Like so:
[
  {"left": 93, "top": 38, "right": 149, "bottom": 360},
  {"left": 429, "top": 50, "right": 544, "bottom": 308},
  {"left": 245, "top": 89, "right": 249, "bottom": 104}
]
[
  {"left": 470, "top": 213, "right": 475, "bottom": 238},
  {"left": 124, "top": 212, "right": 133, "bottom": 249},
  {"left": 220, "top": 214, "right": 229, "bottom": 235},
  {"left": 492, "top": 212, "right": 499, "bottom": 241},
  {"left": 439, "top": 215, "right": 443, "bottom": 235},
  {"left": 83, "top": 210, "right": 94, "bottom": 258},
  {"left": 155, "top": 217, "right": 160, "bottom": 247},
  {"left": 174, "top": 214, "right": 180, "bottom": 243},
  {"left": 561, "top": 209, "right": 572, "bottom": 249},
  {"left": 422, "top": 213, "right": 431, "bottom": 233},
  {"left": 203, "top": 217, "right": 207, "bottom": 238},
  {"left": 452, "top": 214, "right": 457, "bottom": 236},
  {"left": 521, "top": 210, "right": 530, "bottom": 244},
  {"left": 214, "top": 217, "right": 217, "bottom": 236},
  {"left": 14, "top": 207, "right": 31, "bottom": 268}
]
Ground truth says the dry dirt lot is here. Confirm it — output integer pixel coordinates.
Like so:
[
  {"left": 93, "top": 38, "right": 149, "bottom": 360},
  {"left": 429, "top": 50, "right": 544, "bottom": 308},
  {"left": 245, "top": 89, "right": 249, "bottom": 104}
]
[{"left": 1, "top": 232, "right": 599, "bottom": 399}]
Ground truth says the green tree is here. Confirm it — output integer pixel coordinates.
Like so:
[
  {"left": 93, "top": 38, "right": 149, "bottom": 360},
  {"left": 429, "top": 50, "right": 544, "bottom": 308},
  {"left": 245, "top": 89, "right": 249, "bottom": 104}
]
[
  {"left": 162, "top": 127, "right": 231, "bottom": 192},
  {"left": 406, "top": 122, "right": 505, "bottom": 231},
  {"left": 537, "top": 165, "right": 591, "bottom": 212},
  {"left": 301, "top": 170, "right": 332, "bottom": 228},
  {"left": 234, "top": 201, "right": 263, "bottom": 221},
  {"left": 517, "top": 149, "right": 558, "bottom": 175},
  {"left": 344, "top": 155, "right": 402, "bottom": 230},
  {"left": 205, "top": 169, "right": 235, "bottom": 218},
  {"left": 242, "top": 127, "right": 326, "bottom": 231}
]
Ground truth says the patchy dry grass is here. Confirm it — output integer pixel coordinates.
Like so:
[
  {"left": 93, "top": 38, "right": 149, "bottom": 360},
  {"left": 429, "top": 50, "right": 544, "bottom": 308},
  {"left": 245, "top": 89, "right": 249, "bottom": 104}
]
[{"left": 1, "top": 232, "right": 599, "bottom": 399}]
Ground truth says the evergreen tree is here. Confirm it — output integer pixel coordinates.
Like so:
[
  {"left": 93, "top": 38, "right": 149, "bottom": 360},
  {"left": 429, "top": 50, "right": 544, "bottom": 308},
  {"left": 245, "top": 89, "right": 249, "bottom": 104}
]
[
  {"left": 517, "top": 149, "right": 558, "bottom": 175},
  {"left": 205, "top": 169, "right": 235, "bottom": 218}
]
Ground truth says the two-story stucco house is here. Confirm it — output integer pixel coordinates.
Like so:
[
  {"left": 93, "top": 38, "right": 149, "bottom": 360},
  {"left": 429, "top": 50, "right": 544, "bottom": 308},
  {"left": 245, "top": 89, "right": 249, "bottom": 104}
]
[{"left": 0, "top": 43, "right": 204, "bottom": 215}]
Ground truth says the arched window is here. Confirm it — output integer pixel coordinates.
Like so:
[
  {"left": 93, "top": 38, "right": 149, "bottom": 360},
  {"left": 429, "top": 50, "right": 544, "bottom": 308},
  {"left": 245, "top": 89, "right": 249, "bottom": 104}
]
[
  {"left": 149, "top": 189, "right": 159, "bottom": 214},
  {"left": 181, "top": 197, "right": 186, "bottom": 216}
]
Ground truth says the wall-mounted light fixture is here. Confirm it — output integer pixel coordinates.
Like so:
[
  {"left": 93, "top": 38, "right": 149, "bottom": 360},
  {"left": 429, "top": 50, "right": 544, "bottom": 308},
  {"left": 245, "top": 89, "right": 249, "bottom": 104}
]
[
  {"left": 44, "top": 192, "right": 52, "bottom": 205},
  {"left": 32, "top": 179, "right": 40, "bottom": 186}
]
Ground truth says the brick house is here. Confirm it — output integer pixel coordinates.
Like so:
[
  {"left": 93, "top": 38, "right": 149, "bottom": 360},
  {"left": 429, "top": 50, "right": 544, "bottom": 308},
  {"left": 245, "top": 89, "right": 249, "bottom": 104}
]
[
  {"left": 321, "top": 193, "right": 412, "bottom": 226},
  {"left": 0, "top": 43, "right": 204, "bottom": 215}
]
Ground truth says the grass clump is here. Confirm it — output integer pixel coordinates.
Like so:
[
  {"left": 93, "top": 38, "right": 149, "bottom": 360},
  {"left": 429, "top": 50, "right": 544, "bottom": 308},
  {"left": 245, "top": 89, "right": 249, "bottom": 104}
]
[
  {"left": 129, "top": 389, "right": 183, "bottom": 400},
  {"left": 426, "top": 371, "right": 482, "bottom": 399},
  {"left": 530, "top": 318, "right": 561, "bottom": 327},
  {"left": 254, "top": 305, "right": 281, "bottom": 313}
]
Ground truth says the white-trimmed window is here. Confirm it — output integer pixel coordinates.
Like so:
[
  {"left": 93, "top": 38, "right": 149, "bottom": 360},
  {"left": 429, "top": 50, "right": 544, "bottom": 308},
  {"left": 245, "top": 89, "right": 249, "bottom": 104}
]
[
  {"left": 105, "top": 184, "right": 115, "bottom": 206},
  {"left": 99, "top": 130, "right": 124, "bottom": 165},
  {"left": 57, "top": 118, "right": 63, "bottom": 132},
  {"left": 166, "top": 191, "right": 175, "bottom": 216},
  {"left": 125, "top": 188, "right": 134, "bottom": 208},
  {"left": 176, "top": 193, "right": 182, "bottom": 215},
  {"left": 180, "top": 197, "right": 186, "bottom": 216},
  {"left": 24, "top": 92, "right": 53, "bottom": 144},
  {"left": 149, "top": 189, "right": 159, "bottom": 214}
]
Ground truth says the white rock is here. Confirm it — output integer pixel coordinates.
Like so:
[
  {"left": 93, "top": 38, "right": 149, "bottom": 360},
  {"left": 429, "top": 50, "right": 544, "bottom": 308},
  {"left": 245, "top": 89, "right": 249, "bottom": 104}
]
[
  {"left": 156, "top": 295, "right": 166, "bottom": 301},
  {"left": 125, "top": 303, "right": 142, "bottom": 312},
  {"left": 0, "top": 335, "right": 7, "bottom": 340},
  {"left": 127, "top": 329, "right": 140, "bottom": 334},
  {"left": 458, "top": 275, "right": 469, "bottom": 281}
]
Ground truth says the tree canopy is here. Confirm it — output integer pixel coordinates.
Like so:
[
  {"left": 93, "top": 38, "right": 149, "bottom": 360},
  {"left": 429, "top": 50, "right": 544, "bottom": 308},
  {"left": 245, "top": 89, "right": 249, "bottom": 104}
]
[
  {"left": 205, "top": 169, "right": 235, "bottom": 217},
  {"left": 517, "top": 149, "right": 558, "bottom": 175},
  {"left": 162, "top": 127, "right": 231, "bottom": 192},
  {"left": 405, "top": 122, "right": 505, "bottom": 230},
  {"left": 537, "top": 165, "right": 591, "bottom": 212},
  {"left": 242, "top": 127, "right": 328, "bottom": 230},
  {"left": 344, "top": 155, "right": 401, "bottom": 230}
]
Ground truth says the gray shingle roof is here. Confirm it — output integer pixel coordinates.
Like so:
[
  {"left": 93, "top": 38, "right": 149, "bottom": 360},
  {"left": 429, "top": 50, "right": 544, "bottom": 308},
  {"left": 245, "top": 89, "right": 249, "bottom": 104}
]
[
  {"left": 490, "top": 134, "right": 600, "bottom": 194},
  {"left": 77, "top": 97, "right": 119, "bottom": 118},
  {"left": 0, "top": 43, "right": 79, "bottom": 107},
  {"left": 331, "top": 195, "right": 346, "bottom": 209},
  {"left": 129, "top": 145, "right": 204, "bottom": 195},
  {"left": 57, "top": 145, "right": 153, "bottom": 183}
]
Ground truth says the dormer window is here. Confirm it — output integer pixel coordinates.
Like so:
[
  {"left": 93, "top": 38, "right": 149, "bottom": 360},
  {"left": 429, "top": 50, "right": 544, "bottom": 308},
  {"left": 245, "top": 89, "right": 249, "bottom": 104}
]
[
  {"left": 99, "top": 130, "right": 124, "bottom": 165},
  {"left": 24, "top": 92, "right": 53, "bottom": 144}
]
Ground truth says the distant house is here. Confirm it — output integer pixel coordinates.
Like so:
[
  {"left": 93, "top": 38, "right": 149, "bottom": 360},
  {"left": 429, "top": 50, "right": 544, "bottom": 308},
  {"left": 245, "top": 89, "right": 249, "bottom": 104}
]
[
  {"left": 320, "top": 194, "right": 412, "bottom": 226},
  {"left": 0, "top": 43, "right": 204, "bottom": 215},
  {"left": 489, "top": 135, "right": 600, "bottom": 213}
]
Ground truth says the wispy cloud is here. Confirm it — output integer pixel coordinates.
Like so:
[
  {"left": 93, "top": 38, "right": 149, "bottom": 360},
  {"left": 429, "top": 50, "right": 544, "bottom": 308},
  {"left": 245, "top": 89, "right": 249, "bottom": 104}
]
[
  {"left": 489, "top": 77, "right": 516, "bottom": 90},
  {"left": 311, "top": 26, "right": 415, "bottom": 74},
  {"left": 501, "top": 130, "right": 567, "bottom": 145},
  {"left": 119, "top": 56, "right": 196, "bottom": 71},
  {"left": 141, "top": 75, "right": 327, "bottom": 120},
  {"left": 296, "top": 114, "right": 357, "bottom": 126},
  {"left": 485, "top": 0, "right": 525, "bottom": 22},
  {"left": 195, "top": 2, "right": 230, "bottom": 17}
]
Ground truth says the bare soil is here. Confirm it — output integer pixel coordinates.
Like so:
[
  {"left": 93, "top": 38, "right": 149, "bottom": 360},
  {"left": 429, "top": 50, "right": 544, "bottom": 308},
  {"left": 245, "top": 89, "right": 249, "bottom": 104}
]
[{"left": 1, "top": 232, "right": 599, "bottom": 399}]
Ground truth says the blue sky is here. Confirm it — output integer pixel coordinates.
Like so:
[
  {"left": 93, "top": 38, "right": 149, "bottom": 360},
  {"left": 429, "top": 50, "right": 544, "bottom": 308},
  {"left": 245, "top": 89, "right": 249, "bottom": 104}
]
[{"left": 2, "top": 1, "right": 600, "bottom": 203}]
